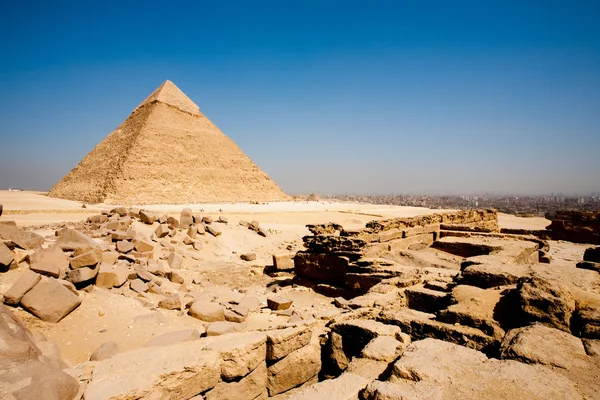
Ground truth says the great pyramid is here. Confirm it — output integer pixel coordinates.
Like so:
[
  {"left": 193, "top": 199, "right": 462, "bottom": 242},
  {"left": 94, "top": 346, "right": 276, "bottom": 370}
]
[{"left": 48, "top": 80, "right": 289, "bottom": 204}]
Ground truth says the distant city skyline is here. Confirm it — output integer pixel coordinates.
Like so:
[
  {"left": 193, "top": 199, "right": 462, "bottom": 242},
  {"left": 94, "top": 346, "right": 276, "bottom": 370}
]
[{"left": 1, "top": 1, "right": 598, "bottom": 195}]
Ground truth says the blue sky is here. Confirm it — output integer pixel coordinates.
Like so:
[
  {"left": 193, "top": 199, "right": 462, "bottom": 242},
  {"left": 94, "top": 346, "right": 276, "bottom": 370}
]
[{"left": 1, "top": 0, "right": 598, "bottom": 195}]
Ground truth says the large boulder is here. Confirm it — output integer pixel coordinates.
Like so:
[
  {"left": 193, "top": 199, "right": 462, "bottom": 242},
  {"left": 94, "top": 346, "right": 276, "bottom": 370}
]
[
  {"left": 83, "top": 342, "right": 220, "bottom": 400},
  {"left": 267, "top": 338, "right": 321, "bottom": 396},
  {"left": 500, "top": 324, "right": 587, "bottom": 369},
  {"left": 55, "top": 228, "right": 98, "bottom": 251},
  {"left": 383, "top": 338, "right": 582, "bottom": 400},
  {"left": 29, "top": 246, "right": 68, "bottom": 278},
  {"left": 3, "top": 270, "right": 41, "bottom": 306},
  {"left": 0, "top": 241, "right": 14, "bottom": 271},
  {"left": 0, "top": 304, "right": 79, "bottom": 400},
  {"left": 437, "top": 285, "right": 506, "bottom": 338},
  {"left": 516, "top": 275, "right": 576, "bottom": 332},
  {"left": 20, "top": 278, "right": 81, "bottom": 322}
]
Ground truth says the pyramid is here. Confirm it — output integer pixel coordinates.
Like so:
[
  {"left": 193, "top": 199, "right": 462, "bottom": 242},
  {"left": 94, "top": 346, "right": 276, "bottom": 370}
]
[{"left": 48, "top": 80, "right": 289, "bottom": 204}]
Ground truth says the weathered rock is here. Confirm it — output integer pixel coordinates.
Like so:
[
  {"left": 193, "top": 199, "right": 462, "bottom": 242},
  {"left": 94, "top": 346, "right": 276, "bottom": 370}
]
[
  {"left": 239, "top": 296, "right": 261, "bottom": 312},
  {"left": 139, "top": 210, "right": 158, "bottom": 224},
  {"left": 266, "top": 326, "right": 312, "bottom": 361},
  {"left": 584, "top": 246, "right": 600, "bottom": 262},
  {"left": 55, "top": 228, "right": 98, "bottom": 251},
  {"left": 360, "top": 336, "right": 404, "bottom": 362},
  {"left": 145, "top": 329, "right": 202, "bottom": 347},
  {"left": 134, "top": 264, "right": 155, "bottom": 282},
  {"left": 294, "top": 252, "right": 350, "bottom": 284},
  {"left": 267, "top": 296, "right": 293, "bottom": 310},
  {"left": 168, "top": 270, "right": 184, "bottom": 284},
  {"left": 267, "top": 339, "right": 321, "bottom": 396},
  {"left": 83, "top": 343, "right": 220, "bottom": 400},
  {"left": 154, "top": 223, "right": 170, "bottom": 238},
  {"left": 206, "top": 321, "right": 245, "bottom": 336},
  {"left": 331, "top": 319, "right": 401, "bottom": 359},
  {"left": 189, "top": 300, "right": 225, "bottom": 322},
  {"left": 217, "top": 216, "right": 228, "bottom": 224},
  {"left": 56, "top": 279, "right": 78, "bottom": 296},
  {"left": 65, "top": 265, "right": 98, "bottom": 284},
  {"left": 146, "top": 259, "right": 169, "bottom": 277},
  {"left": 205, "top": 363, "right": 267, "bottom": 400},
  {"left": 0, "top": 241, "right": 14, "bottom": 271},
  {"left": 384, "top": 338, "right": 583, "bottom": 400},
  {"left": 378, "top": 308, "right": 496, "bottom": 352},
  {"left": 95, "top": 263, "right": 116, "bottom": 288},
  {"left": 517, "top": 275, "right": 576, "bottom": 332},
  {"left": 29, "top": 246, "right": 68, "bottom": 278},
  {"left": 112, "top": 262, "right": 129, "bottom": 287},
  {"left": 134, "top": 240, "right": 154, "bottom": 253},
  {"left": 90, "top": 341, "right": 119, "bottom": 361},
  {"left": 3, "top": 270, "right": 41, "bottom": 305},
  {"left": 272, "top": 254, "right": 295, "bottom": 271},
  {"left": 20, "top": 279, "right": 81, "bottom": 322},
  {"left": 203, "top": 216, "right": 214, "bottom": 224},
  {"left": 286, "top": 372, "right": 369, "bottom": 400},
  {"left": 70, "top": 247, "right": 102, "bottom": 269},
  {"left": 461, "top": 263, "right": 530, "bottom": 288},
  {"left": 204, "top": 332, "right": 267, "bottom": 381},
  {"left": 1, "top": 359, "right": 80, "bottom": 400},
  {"left": 197, "top": 224, "right": 206, "bottom": 235},
  {"left": 167, "top": 252, "right": 183, "bottom": 269},
  {"left": 0, "top": 224, "right": 44, "bottom": 250},
  {"left": 437, "top": 285, "right": 506, "bottom": 338},
  {"left": 180, "top": 208, "right": 194, "bottom": 226},
  {"left": 225, "top": 305, "right": 249, "bottom": 323},
  {"left": 405, "top": 286, "right": 450, "bottom": 313},
  {"left": 240, "top": 253, "right": 256, "bottom": 262},
  {"left": 206, "top": 224, "right": 222, "bottom": 237},
  {"left": 130, "top": 278, "right": 148, "bottom": 293}
]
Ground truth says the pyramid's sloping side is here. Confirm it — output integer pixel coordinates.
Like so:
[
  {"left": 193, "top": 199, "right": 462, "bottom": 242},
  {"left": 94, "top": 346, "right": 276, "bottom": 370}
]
[
  {"left": 47, "top": 105, "right": 154, "bottom": 203},
  {"left": 103, "top": 102, "right": 289, "bottom": 204}
]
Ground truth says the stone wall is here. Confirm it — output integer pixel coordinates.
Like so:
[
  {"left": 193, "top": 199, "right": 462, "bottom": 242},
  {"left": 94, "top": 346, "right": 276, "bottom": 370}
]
[
  {"left": 71, "top": 324, "right": 324, "bottom": 399},
  {"left": 294, "top": 209, "right": 499, "bottom": 297},
  {"left": 546, "top": 210, "right": 600, "bottom": 244}
]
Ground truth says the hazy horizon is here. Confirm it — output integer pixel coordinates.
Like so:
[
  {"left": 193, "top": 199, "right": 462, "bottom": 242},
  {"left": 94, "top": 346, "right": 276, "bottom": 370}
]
[{"left": 1, "top": 1, "right": 598, "bottom": 196}]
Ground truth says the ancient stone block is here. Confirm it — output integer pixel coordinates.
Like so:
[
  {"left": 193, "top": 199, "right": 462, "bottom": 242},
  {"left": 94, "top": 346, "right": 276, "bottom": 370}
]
[
  {"left": 189, "top": 300, "right": 225, "bottom": 322},
  {"left": 266, "top": 326, "right": 312, "bottom": 361},
  {"left": 70, "top": 247, "right": 102, "bottom": 269},
  {"left": 267, "top": 340, "right": 321, "bottom": 396},
  {"left": 3, "top": 270, "right": 41, "bottom": 306},
  {"left": 20, "top": 279, "right": 81, "bottom": 322}
]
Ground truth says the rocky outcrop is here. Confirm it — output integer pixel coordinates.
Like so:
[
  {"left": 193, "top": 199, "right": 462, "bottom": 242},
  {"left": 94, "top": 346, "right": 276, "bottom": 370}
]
[
  {"left": 546, "top": 210, "right": 600, "bottom": 244},
  {"left": 0, "top": 304, "right": 79, "bottom": 400}
]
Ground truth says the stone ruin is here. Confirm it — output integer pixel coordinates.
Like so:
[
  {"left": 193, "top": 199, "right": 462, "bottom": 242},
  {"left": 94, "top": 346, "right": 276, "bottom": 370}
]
[{"left": 1, "top": 208, "right": 600, "bottom": 399}]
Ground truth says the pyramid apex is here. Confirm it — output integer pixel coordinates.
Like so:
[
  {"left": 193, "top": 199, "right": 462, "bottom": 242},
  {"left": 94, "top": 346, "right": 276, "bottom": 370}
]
[{"left": 135, "top": 80, "right": 200, "bottom": 115}]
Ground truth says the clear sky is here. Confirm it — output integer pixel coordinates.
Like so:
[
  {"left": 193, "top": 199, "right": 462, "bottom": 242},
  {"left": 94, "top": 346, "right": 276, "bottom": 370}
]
[{"left": 1, "top": 0, "right": 599, "bottom": 195}]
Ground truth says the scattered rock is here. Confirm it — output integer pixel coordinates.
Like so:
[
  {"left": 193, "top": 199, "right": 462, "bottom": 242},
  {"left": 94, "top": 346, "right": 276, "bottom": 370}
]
[
  {"left": 267, "top": 296, "right": 293, "bottom": 310},
  {"left": 130, "top": 278, "right": 148, "bottom": 294},
  {"left": 241, "top": 253, "right": 257, "bottom": 262},
  {"left": 189, "top": 300, "right": 225, "bottom": 322},
  {"left": 267, "top": 339, "right": 321, "bottom": 396},
  {"left": 206, "top": 225, "right": 222, "bottom": 237},
  {"left": 180, "top": 208, "right": 194, "bottom": 226},
  {"left": 206, "top": 321, "right": 245, "bottom": 336},
  {"left": 70, "top": 247, "right": 102, "bottom": 269},
  {"left": 3, "top": 270, "right": 41, "bottom": 305},
  {"left": 29, "top": 246, "right": 68, "bottom": 278},
  {"left": 90, "top": 341, "right": 119, "bottom": 361},
  {"left": 167, "top": 252, "right": 183, "bottom": 269},
  {"left": 20, "top": 278, "right": 81, "bottom": 322}
]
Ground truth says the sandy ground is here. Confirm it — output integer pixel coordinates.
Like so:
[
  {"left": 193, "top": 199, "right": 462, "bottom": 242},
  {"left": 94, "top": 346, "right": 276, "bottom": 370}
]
[{"left": 0, "top": 191, "right": 552, "bottom": 365}]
